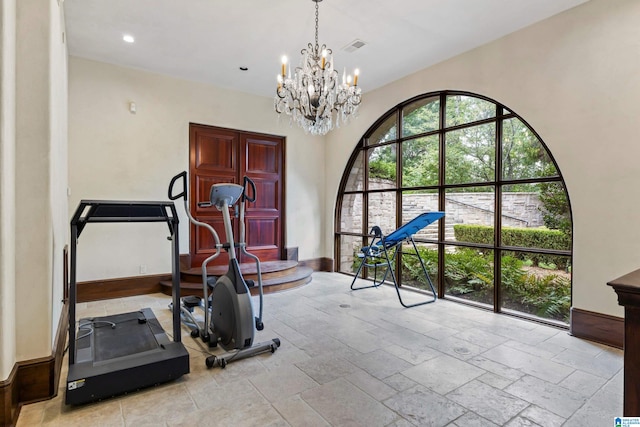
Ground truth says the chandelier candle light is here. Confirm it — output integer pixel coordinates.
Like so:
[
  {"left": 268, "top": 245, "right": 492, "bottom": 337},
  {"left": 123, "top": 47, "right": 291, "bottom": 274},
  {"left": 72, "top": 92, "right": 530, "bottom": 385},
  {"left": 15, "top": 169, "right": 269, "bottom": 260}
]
[{"left": 274, "top": 0, "right": 362, "bottom": 136}]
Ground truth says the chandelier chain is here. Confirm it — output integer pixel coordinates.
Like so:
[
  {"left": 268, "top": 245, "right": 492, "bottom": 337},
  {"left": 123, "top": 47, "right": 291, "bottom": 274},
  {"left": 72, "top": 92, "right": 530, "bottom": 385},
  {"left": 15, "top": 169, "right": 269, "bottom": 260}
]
[{"left": 314, "top": 1, "right": 319, "bottom": 53}]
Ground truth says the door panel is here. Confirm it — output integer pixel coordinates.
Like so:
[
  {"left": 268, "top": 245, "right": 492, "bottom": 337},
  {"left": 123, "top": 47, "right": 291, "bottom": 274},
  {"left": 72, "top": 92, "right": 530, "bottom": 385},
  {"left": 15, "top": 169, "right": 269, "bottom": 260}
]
[
  {"left": 241, "top": 134, "right": 283, "bottom": 262},
  {"left": 246, "top": 217, "right": 279, "bottom": 259},
  {"left": 190, "top": 126, "right": 238, "bottom": 266},
  {"left": 251, "top": 180, "right": 278, "bottom": 210},
  {"left": 190, "top": 124, "right": 284, "bottom": 266},
  {"left": 194, "top": 133, "right": 236, "bottom": 171},
  {"left": 194, "top": 217, "right": 233, "bottom": 263},
  {"left": 247, "top": 143, "right": 278, "bottom": 173}
]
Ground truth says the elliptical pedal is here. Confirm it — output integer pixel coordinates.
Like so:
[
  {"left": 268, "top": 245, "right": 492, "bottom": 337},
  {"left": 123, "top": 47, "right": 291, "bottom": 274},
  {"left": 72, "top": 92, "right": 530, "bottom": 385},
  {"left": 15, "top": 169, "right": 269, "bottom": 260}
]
[{"left": 182, "top": 295, "right": 201, "bottom": 309}]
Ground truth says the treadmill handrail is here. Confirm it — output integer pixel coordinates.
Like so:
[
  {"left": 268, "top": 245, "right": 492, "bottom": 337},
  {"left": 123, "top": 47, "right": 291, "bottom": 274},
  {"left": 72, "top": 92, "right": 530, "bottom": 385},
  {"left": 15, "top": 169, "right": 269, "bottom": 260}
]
[{"left": 71, "top": 200, "right": 178, "bottom": 238}]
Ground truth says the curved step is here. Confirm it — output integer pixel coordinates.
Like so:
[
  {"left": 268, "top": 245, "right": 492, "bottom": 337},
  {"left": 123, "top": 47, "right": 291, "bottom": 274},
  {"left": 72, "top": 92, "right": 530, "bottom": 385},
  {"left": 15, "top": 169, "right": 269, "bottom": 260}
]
[
  {"left": 261, "top": 266, "right": 313, "bottom": 293},
  {"left": 159, "top": 265, "right": 313, "bottom": 297},
  {"left": 181, "top": 260, "right": 298, "bottom": 283}
]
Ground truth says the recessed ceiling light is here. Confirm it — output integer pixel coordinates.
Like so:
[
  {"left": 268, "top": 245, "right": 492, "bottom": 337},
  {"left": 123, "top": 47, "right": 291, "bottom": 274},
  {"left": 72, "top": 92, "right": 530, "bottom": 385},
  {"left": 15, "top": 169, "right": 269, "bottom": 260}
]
[
  {"left": 239, "top": 67, "right": 248, "bottom": 71},
  {"left": 123, "top": 34, "right": 135, "bottom": 43}
]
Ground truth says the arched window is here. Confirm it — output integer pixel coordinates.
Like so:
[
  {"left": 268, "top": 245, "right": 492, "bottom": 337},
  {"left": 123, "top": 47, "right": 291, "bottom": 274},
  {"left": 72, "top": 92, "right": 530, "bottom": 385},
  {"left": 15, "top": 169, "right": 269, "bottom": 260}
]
[{"left": 335, "top": 91, "right": 572, "bottom": 325}]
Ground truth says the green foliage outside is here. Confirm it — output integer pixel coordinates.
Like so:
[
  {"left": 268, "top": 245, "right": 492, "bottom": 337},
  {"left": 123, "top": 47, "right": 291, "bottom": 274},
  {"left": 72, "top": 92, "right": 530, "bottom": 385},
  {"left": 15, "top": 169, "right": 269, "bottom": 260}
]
[
  {"left": 402, "top": 247, "right": 570, "bottom": 322},
  {"left": 367, "top": 96, "right": 561, "bottom": 188},
  {"left": 453, "top": 224, "right": 570, "bottom": 269},
  {"left": 537, "top": 166, "right": 572, "bottom": 237},
  {"left": 353, "top": 246, "right": 570, "bottom": 322},
  {"left": 369, "top": 152, "right": 397, "bottom": 182}
]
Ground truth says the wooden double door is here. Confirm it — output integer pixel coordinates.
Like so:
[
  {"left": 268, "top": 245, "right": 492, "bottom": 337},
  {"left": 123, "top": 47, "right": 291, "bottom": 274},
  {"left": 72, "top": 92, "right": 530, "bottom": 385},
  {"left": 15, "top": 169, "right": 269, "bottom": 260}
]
[{"left": 189, "top": 123, "right": 285, "bottom": 267}]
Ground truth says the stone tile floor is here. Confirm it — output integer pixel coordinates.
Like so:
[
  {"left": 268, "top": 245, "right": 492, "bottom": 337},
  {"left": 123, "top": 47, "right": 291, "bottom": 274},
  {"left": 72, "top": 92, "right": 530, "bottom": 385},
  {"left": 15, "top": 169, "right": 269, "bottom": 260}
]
[{"left": 17, "top": 272, "right": 623, "bottom": 426}]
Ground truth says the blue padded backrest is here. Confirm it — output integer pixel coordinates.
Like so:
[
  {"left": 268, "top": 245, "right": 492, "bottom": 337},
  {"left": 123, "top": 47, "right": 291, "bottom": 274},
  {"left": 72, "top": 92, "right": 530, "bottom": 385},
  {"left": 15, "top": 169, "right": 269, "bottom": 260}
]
[{"left": 382, "top": 212, "right": 445, "bottom": 247}]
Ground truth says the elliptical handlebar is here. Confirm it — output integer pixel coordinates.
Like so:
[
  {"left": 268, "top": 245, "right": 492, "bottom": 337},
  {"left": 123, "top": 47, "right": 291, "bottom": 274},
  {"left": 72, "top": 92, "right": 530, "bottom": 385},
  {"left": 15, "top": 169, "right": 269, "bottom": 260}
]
[
  {"left": 242, "top": 176, "right": 256, "bottom": 203},
  {"left": 167, "top": 171, "right": 221, "bottom": 248},
  {"left": 168, "top": 171, "right": 187, "bottom": 201}
]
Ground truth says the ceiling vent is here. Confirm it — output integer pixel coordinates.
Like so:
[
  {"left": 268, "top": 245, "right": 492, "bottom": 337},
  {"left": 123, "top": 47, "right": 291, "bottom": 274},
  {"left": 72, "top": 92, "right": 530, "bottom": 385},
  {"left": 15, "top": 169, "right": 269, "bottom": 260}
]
[{"left": 342, "top": 39, "right": 366, "bottom": 53}]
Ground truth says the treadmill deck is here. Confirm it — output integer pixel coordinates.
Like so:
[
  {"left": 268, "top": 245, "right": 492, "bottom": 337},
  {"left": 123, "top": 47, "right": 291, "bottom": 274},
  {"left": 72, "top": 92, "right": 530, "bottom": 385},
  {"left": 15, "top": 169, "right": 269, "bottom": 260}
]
[{"left": 66, "top": 308, "right": 189, "bottom": 405}]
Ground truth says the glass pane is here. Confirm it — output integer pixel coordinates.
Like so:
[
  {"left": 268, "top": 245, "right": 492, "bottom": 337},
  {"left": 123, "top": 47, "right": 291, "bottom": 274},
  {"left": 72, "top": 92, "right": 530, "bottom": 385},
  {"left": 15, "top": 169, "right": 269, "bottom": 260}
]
[
  {"left": 344, "top": 151, "right": 364, "bottom": 191},
  {"left": 445, "top": 123, "right": 495, "bottom": 184},
  {"left": 402, "top": 189, "right": 439, "bottom": 240},
  {"left": 445, "top": 95, "right": 496, "bottom": 127},
  {"left": 400, "top": 242, "right": 438, "bottom": 292},
  {"left": 368, "top": 192, "right": 396, "bottom": 235},
  {"left": 368, "top": 113, "right": 397, "bottom": 145},
  {"left": 339, "top": 194, "right": 363, "bottom": 233},
  {"left": 339, "top": 235, "right": 364, "bottom": 274},
  {"left": 402, "top": 136, "right": 439, "bottom": 187},
  {"left": 444, "top": 246, "right": 494, "bottom": 306},
  {"left": 368, "top": 145, "right": 397, "bottom": 189},
  {"left": 446, "top": 187, "right": 494, "bottom": 244},
  {"left": 536, "top": 182, "right": 572, "bottom": 239},
  {"left": 502, "top": 183, "right": 571, "bottom": 249},
  {"left": 501, "top": 183, "right": 545, "bottom": 228},
  {"left": 402, "top": 96, "right": 440, "bottom": 137},
  {"left": 502, "top": 118, "right": 557, "bottom": 180},
  {"left": 501, "top": 251, "right": 571, "bottom": 323}
]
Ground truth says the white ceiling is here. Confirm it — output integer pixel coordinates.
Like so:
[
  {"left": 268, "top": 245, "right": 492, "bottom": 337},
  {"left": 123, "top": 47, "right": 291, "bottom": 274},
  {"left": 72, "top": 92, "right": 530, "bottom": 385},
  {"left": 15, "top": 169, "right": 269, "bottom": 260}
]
[{"left": 64, "top": 0, "right": 589, "bottom": 98}]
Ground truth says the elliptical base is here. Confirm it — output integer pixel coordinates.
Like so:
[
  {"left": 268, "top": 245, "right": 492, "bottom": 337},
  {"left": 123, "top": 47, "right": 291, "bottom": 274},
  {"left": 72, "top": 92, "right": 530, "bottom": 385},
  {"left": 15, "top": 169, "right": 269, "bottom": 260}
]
[{"left": 206, "top": 338, "right": 281, "bottom": 369}]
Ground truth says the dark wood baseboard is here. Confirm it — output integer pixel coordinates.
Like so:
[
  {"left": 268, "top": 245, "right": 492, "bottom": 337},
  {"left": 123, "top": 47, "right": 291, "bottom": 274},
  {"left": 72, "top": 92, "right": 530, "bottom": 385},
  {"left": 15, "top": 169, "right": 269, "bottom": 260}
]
[
  {"left": 0, "top": 365, "right": 19, "bottom": 427},
  {"left": 77, "top": 274, "right": 170, "bottom": 303},
  {"left": 1, "top": 302, "right": 68, "bottom": 427},
  {"left": 298, "top": 257, "right": 334, "bottom": 272},
  {"left": 570, "top": 307, "right": 623, "bottom": 349}
]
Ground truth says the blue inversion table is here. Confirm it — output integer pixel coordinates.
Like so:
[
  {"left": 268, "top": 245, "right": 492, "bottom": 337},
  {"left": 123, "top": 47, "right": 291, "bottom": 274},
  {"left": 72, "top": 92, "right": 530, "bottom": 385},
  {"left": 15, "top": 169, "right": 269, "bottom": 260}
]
[{"left": 350, "top": 211, "right": 445, "bottom": 308}]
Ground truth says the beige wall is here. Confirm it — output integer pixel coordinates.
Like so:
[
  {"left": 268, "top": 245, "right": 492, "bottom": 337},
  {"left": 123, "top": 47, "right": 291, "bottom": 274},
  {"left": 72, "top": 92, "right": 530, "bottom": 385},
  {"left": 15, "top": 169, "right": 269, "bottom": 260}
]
[
  {"left": 14, "top": 0, "right": 68, "bottom": 361},
  {"left": 0, "top": 0, "right": 17, "bottom": 381},
  {"left": 325, "top": 0, "right": 639, "bottom": 318},
  {"left": 68, "top": 57, "right": 326, "bottom": 281},
  {"left": 15, "top": 0, "right": 52, "bottom": 362},
  {"left": 49, "top": 0, "right": 68, "bottom": 347},
  {"left": 0, "top": 0, "right": 68, "bottom": 378}
]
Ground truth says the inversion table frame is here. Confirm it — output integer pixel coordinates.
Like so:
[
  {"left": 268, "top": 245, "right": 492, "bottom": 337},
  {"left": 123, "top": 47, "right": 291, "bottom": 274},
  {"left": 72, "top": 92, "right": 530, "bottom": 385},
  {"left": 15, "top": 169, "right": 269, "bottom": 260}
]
[{"left": 350, "top": 212, "right": 445, "bottom": 308}]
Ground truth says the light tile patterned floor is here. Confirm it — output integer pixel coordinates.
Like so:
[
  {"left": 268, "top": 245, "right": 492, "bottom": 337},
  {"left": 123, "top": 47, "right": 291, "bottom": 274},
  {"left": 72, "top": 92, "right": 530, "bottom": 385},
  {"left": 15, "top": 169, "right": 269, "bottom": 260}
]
[{"left": 17, "top": 272, "right": 623, "bottom": 426}]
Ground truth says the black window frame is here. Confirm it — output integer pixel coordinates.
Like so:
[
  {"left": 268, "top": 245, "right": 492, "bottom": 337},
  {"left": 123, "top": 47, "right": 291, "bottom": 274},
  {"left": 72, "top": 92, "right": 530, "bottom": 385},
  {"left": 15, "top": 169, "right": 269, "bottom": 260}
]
[{"left": 334, "top": 90, "right": 573, "bottom": 327}]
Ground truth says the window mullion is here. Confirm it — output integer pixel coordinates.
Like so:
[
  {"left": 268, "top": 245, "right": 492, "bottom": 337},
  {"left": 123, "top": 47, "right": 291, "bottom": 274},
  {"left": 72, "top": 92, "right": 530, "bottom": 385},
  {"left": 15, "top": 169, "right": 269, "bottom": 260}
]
[
  {"left": 437, "top": 92, "right": 447, "bottom": 298},
  {"left": 495, "top": 106, "right": 503, "bottom": 314}
]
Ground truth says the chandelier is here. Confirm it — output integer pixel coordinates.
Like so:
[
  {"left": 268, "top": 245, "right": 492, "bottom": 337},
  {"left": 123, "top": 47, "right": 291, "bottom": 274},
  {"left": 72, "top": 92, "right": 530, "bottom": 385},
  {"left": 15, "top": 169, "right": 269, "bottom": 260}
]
[{"left": 274, "top": 0, "right": 362, "bottom": 136}]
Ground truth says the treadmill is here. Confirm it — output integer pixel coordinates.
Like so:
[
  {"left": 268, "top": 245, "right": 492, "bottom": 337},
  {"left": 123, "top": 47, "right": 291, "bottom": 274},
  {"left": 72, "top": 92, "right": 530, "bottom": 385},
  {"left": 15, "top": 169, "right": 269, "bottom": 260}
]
[{"left": 66, "top": 200, "right": 189, "bottom": 405}]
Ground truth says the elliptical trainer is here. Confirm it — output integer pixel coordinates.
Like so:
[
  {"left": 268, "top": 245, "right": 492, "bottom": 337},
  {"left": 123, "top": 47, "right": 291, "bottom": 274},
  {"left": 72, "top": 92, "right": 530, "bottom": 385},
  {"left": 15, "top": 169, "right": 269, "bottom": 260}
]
[{"left": 168, "top": 171, "right": 280, "bottom": 368}]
